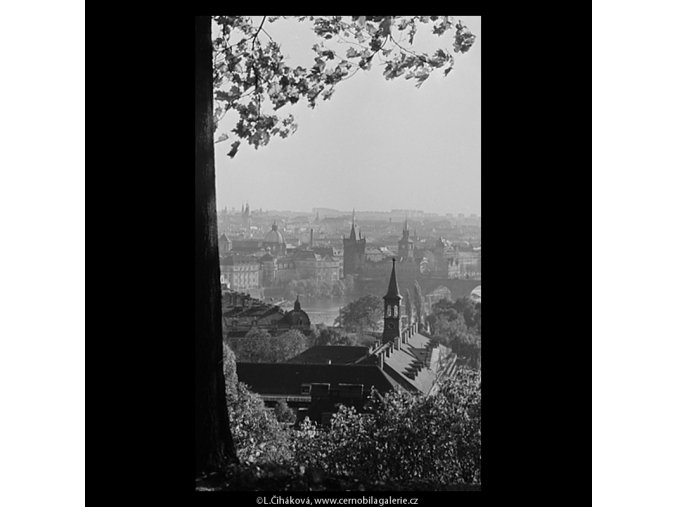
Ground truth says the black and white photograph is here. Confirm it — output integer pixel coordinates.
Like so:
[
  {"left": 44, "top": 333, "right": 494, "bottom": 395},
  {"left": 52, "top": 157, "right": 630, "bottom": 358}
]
[
  {"left": 195, "top": 15, "right": 481, "bottom": 492},
  {"left": 11, "top": 4, "right": 677, "bottom": 506}
]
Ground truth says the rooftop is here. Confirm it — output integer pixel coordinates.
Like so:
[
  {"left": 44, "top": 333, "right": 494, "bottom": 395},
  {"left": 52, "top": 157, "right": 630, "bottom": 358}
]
[
  {"left": 285, "top": 346, "right": 371, "bottom": 365},
  {"left": 236, "top": 363, "right": 401, "bottom": 396}
]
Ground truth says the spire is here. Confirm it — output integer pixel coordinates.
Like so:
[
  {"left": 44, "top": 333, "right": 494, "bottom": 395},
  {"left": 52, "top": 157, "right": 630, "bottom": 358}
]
[
  {"left": 384, "top": 258, "right": 401, "bottom": 300},
  {"left": 403, "top": 218, "right": 408, "bottom": 232},
  {"left": 294, "top": 295, "right": 301, "bottom": 311}
]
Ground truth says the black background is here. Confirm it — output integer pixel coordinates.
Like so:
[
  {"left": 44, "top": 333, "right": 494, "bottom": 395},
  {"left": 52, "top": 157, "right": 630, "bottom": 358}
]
[{"left": 86, "top": 8, "right": 590, "bottom": 504}]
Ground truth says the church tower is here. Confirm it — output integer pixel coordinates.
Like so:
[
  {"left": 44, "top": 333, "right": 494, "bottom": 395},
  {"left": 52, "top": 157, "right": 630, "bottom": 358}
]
[
  {"left": 342, "top": 209, "right": 366, "bottom": 277},
  {"left": 397, "top": 218, "right": 414, "bottom": 261},
  {"left": 382, "top": 258, "right": 402, "bottom": 343},
  {"left": 242, "top": 202, "right": 252, "bottom": 233}
]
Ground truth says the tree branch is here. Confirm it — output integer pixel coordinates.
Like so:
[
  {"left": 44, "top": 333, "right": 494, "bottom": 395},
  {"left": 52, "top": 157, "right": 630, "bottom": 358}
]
[
  {"left": 251, "top": 16, "right": 267, "bottom": 50},
  {"left": 389, "top": 34, "right": 420, "bottom": 58}
]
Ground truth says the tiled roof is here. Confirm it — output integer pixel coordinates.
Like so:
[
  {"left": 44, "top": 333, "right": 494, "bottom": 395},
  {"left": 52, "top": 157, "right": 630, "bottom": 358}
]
[
  {"left": 285, "top": 346, "right": 370, "bottom": 365},
  {"left": 382, "top": 332, "right": 447, "bottom": 395}
]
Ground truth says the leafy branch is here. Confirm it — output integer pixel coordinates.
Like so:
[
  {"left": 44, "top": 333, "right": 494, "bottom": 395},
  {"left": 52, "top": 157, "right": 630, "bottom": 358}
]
[{"left": 211, "top": 16, "right": 476, "bottom": 158}]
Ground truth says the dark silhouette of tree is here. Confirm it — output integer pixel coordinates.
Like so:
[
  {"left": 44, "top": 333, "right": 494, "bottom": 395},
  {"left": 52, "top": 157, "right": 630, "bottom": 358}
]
[{"left": 195, "top": 15, "right": 238, "bottom": 475}]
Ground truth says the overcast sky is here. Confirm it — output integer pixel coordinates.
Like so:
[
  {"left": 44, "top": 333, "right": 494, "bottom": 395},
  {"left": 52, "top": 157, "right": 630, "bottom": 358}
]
[{"left": 214, "top": 16, "right": 481, "bottom": 215}]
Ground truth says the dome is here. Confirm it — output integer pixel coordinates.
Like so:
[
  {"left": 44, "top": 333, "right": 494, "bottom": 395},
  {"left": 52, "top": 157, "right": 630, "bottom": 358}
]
[{"left": 263, "top": 222, "right": 285, "bottom": 244}]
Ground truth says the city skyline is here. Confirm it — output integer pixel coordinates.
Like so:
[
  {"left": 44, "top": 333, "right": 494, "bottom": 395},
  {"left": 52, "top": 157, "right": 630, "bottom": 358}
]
[
  {"left": 214, "top": 16, "right": 481, "bottom": 216},
  {"left": 221, "top": 203, "right": 480, "bottom": 217}
]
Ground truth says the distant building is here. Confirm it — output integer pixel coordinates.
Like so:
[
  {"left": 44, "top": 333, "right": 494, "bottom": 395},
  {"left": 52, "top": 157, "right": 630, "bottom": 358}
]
[
  {"left": 342, "top": 210, "right": 366, "bottom": 277},
  {"left": 263, "top": 221, "right": 287, "bottom": 256},
  {"left": 220, "top": 255, "right": 260, "bottom": 291},
  {"left": 365, "top": 246, "right": 394, "bottom": 263},
  {"left": 231, "top": 239, "right": 266, "bottom": 255},
  {"left": 222, "top": 291, "right": 312, "bottom": 337},
  {"left": 397, "top": 219, "right": 415, "bottom": 261},
  {"left": 241, "top": 202, "right": 252, "bottom": 232},
  {"left": 259, "top": 252, "right": 277, "bottom": 287},
  {"left": 218, "top": 233, "right": 232, "bottom": 254}
]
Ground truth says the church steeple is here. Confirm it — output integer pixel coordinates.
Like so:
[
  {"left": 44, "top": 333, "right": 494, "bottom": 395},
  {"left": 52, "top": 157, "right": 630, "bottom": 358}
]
[
  {"left": 382, "top": 258, "right": 402, "bottom": 343},
  {"left": 343, "top": 208, "right": 366, "bottom": 277},
  {"left": 398, "top": 219, "right": 414, "bottom": 260}
]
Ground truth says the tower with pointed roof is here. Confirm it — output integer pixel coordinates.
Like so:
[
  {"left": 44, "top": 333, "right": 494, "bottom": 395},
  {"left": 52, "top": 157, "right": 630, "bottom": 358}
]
[
  {"left": 241, "top": 202, "right": 252, "bottom": 232},
  {"left": 397, "top": 218, "right": 415, "bottom": 261},
  {"left": 342, "top": 209, "right": 366, "bottom": 277},
  {"left": 382, "top": 258, "right": 402, "bottom": 343}
]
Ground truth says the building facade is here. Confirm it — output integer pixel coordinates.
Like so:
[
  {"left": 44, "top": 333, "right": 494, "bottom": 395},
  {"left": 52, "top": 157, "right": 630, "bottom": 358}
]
[{"left": 220, "top": 254, "right": 260, "bottom": 291}]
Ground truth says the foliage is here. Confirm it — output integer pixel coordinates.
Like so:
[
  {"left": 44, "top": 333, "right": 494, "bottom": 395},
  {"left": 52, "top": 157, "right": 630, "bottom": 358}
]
[
  {"left": 228, "top": 327, "right": 273, "bottom": 362},
  {"left": 222, "top": 341, "right": 480, "bottom": 484},
  {"left": 223, "top": 341, "right": 294, "bottom": 465},
  {"left": 431, "top": 298, "right": 459, "bottom": 320},
  {"left": 428, "top": 299, "right": 481, "bottom": 369},
  {"left": 404, "top": 289, "right": 413, "bottom": 325},
  {"left": 413, "top": 280, "right": 425, "bottom": 323},
  {"left": 474, "top": 302, "right": 481, "bottom": 334},
  {"left": 228, "top": 328, "right": 310, "bottom": 363},
  {"left": 334, "top": 294, "right": 382, "bottom": 334},
  {"left": 271, "top": 329, "right": 310, "bottom": 361},
  {"left": 211, "top": 16, "right": 476, "bottom": 157},
  {"left": 274, "top": 400, "right": 297, "bottom": 424},
  {"left": 223, "top": 339, "right": 239, "bottom": 396},
  {"left": 290, "top": 368, "right": 481, "bottom": 485},
  {"left": 310, "top": 324, "right": 360, "bottom": 347},
  {"left": 452, "top": 296, "right": 480, "bottom": 330},
  {"left": 228, "top": 382, "right": 293, "bottom": 465}
]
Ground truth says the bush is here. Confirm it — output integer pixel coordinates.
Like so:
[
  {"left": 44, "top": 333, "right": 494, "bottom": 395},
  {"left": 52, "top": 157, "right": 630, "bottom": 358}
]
[
  {"left": 274, "top": 400, "right": 297, "bottom": 424},
  {"left": 290, "top": 368, "right": 481, "bottom": 485},
  {"left": 229, "top": 382, "right": 293, "bottom": 465},
  {"left": 223, "top": 341, "right": 293, "bottom": 465}
]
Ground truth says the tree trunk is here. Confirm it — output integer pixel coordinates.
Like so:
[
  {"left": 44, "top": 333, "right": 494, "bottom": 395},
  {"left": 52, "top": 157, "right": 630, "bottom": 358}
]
[{"left": 195, "top": 14, "right": 238, "bottom": 475}]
